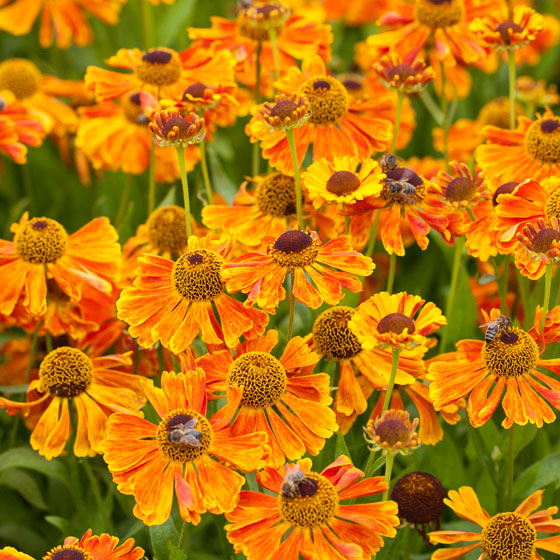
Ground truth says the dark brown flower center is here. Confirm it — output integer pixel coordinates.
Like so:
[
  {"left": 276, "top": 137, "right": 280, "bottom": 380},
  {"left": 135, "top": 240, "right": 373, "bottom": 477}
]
[
  {"left": 39, "top": 347, "right": 93, "bottom": 398},
  {"left": 377, "top": 313, "right": 415, "bottom": 335},
  {"left": 541, "top": 119, "right": 560, "bottom": 133},
  {"left": 530, "top": 228, "right": 560, "bottom": 253},
  {"left": 50, "top": 549, "right": 84, "bottom": 560},
  {"left": 326, "top": 171, "right": 361, "bottom": 195},
  {"left": 270, "top": 100, "right": 299, "bottom": 120},
  {"left": 481, "top": 512, "right": 536, "bottom": 560},
  {"left": 375, "top": 418, "right": 411, "bottom": 446},
  {"left": 387, "top": 64, "right": 415, "bottom": 81},
  {"left": 161, "top": 117, "right": 191, "bottom": 139},
  {"left": 172, "top": 249, "right": 225, "bottom": 301},
  {"left": 445, "top": 176, "right": 476, "bottom": 202},
  {"left": 273, "top": 230, "right": 313, "bottom": 253},
  {"left": 492, "top": 182, "right": 519, "bottom": 206},
  {"left": 142, "top": 49, "right": 172, "bottom": 64},
  {"left": 313, "top": 80, "right": 330, "bottom": 90},
  {"left": 525, "top": 117, "right": 560, "bottom": 164},
  {"left": 342, "top": 79, "right": 362, "bottom": 91},
  {"left": 496, "top": 21, "right": 524, "bottom": 44},
  {"left": 183, "top": 83, "right": 208, "bottom": 99},
  {"left": 482, "top": 327, "right": 538, "bottom": 378},
  {"left": 312, "top": 306, "right": 362, "bottom": 360}
]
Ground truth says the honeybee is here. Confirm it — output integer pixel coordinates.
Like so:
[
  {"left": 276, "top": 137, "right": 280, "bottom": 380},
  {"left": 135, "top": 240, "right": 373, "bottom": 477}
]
[
  {"left": 235, "top": 0, "right": 253, "bottom": 13},
  {"left": 281, "top": 466, "right": 306, "bottom": 498},
  {"left": 379, "top": 153, "right": 401, "bottom": 173},
  {"left": 386, "top": 178, "right": 417, "bottom": 205},
  {"left": 167, "top": 418, "right": 203, "bottom": 447},
  {"left": 479, "top": 315, "right": 511, "bottom": 343}
]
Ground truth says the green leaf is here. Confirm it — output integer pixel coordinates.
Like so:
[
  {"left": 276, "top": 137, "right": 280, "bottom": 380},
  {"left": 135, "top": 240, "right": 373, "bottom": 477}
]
[
  {"left": 478, "top": 273, "right": 497, "bottom": 285},
  {"left": 0, "top": 469, "right": 47, "bottom": 509},
  {"left": 156, "top": 0, "right": 197, "bottom": 46},
  {"left": 469, "top": 427, "right": 499, "bottom": 488},
  {"left": 158, "top": 185, "right": 177, "bottom": 209},
  {"left": 0, "top": 523, "right": 49, "bottom": 556},
  {"left": 367, "top": 456, "right": 387, "bottom": 475},
  {"left": 44, "top": 515, "right": 77, "bottom": 535},
  {"left": 334, "top": 431, "right": 351, "bottom": 461},
  {"left": 0, "top": 384, "right": 29, "bottom": 394},
  {"left": 168, "top": 543, "right": 188, "bottom": 560},
  {"left": 514, "top": 451, "right": 560, "bottom": 497},
  {"left": 150, "top": 516, "right": 178, "bottom": 560}
]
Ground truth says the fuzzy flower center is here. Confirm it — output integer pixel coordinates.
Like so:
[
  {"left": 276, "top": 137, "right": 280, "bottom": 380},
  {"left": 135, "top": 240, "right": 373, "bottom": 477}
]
[
  {"left": 157, "top": 410, "right": 212, "bottom": 463},
  {"left": 44, "top": 546, "right": 93, "bottom": 560},
  {"left": 414, "top": 0, "right": 465, "bottom": 29},
  {"left": 298, "top": 75, "right": 349, "bottom": 125},
  {"left": 226, "top": 351, "right": 287, "bottom": 408},
  {"left": 391, "top": 472, "right": 446, "bottom": 525},
  {"left": 445, "top": 176, "right": 476, "bottom": 202},
  {"left": 279, "top": 472, "right": 338, "bottom": 528},
  {"left": 236, "top": 3, "right": 289, "bottom": 41},
  {"left": 313, "top": 306, "right": 362, "bottom": 360},
  {"left": 544, "top": 189, "right": 560, "bottom": 222},
  {"left": 15, "top": 217, "right": 68, "bottom": 264},
  {"left": 492, "top": 182, "right": 519, "bottom": 206},
  {"left": 135, "top": 48, "right": 182, "bottom": 86},
  {"left": 530, "top": 228, "right": 560, "bottom": 253},
  {"left": 481, "top": 512, "right": 536, "bottom": 560},
  {"left": 0, "top": 58, "right": 41, "bottom": 99},
  {"left": 39, "top": 347, "right": 93, "bottom": 398},
  {"left": 255, "top": 172, "right": 297, "bottom": 217},
  {"left": 525, "top": 117, "right": 560, "bottom": 164},
  {"left": 270, "top": 230, "right": 319, "bottom": 267},
  {"left": 326, "top": 171, "right": 361, "bottom": 195},
  {"left": 172, "top": 249, "right": 225, "bottom": 301},
  {"left": 147, "top": 205, "right": 187, "bottom": 254},
  {"left": 377, "top": 313, "right": 415, "bottom": 335},
  {"left": 482, "top": 327, "right": 538, "bottom": 378}
]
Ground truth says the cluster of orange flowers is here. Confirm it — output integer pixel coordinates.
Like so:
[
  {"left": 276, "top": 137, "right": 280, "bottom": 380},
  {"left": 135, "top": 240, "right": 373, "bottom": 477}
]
[{"left": 2, "top": 0, "right": 560, "bottom": 559}]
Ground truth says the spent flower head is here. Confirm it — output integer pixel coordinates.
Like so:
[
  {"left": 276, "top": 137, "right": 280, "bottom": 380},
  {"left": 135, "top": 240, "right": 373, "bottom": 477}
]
[{"left": 149, "top": 110, "right": 206, "bottom": 147}]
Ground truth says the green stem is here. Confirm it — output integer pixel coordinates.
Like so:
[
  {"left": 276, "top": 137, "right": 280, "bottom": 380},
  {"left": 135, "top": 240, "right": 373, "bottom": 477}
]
[
  {"left": 365, "top": 210, "right": 381, "bottom": 257},
  {"left": 116, "top": 174, "right": 133, "bottom": 229},
  {"left": 45, "top": 331, "right": 53, "bottom": 353},
  {"left": 268, "top": 26, "right": 281, "bottom": 82},
  {"left": 24, "top": 319, "right": 42, "bottom": 386},
  {"left": 498, "top": 255, "right": 510, "bottom": 314},
  {"left": 176, "top": 146, "right": 192, "bottom": 238},
  {"left": 285, "top": 127, "right": 304, "bottom": 229},
  {"left": 177, "top": 520, "right": 188, "bottom": 551},
  {"left": 505, "top": 424, "right": 515, "bottom": 510},
  {"left": 287, "top": 271, "right": 295, "bottom": 339},
  {"left": 148, "top": 143, "right": 156, "bottom": 215},
  {"left": 386, "top": 252, "right": 396, "bottom": 293},
  {"left": 508, "top": 49, "right": 516, "bottom": 129},
  {"left": 19, "top": 163, "right": 35, "bottom": 216},
  {"left": 390, "top": 91, "right": 404, "bottom": 154},
  {"left": 82, "top": 458, "right": 113, "bottom": 532},
  {"left": 517, "top": 269, "right": 531, "bottom": 330},
  {"left": 439, "top": 61, "right": 450, "bottom": 172},
  {"left": 199, "top": 140, "right": 213, "bottom": 203},
  {"left": 382, "top": 453, "right": 395, "bottom": 501},
  {"left": 252, "top": 42, "right": 263, "bottom": 177},
  {"left": 363, "top": 449, "right": 379, "bottom": 478},
  {"left": 381, "top": 346, "right": 400, "bottom": 414},
  {"left": 418, "top": 89, "right": 444, "bottom": 125},
  {"left": 541, "top": 263, "right": 552, "bottom": 332},
  {"left": 440, "top": 236, "right": 465, "bottom": 352},
  {"left": 138, "top": 0, "right": 154, "bottom": 50}
]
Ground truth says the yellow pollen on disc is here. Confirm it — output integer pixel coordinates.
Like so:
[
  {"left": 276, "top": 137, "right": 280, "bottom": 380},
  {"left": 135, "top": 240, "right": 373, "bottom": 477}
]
[
  {"left": 255, "top": 172, "right": 297, "bottom": 217},
  {"left": 480, "top": 512, "right": 536, "bottom": 560},
  {"left": 482, "top": 327, "right": 538, "bottom": 378},
  {"left": 478, "top": 98, "right": 525, "bottom": 129},
  {"left": 121, "top": 92, "right": 146, "bottom": 124},
  {"left": 135, "top": 48, "right": 182, "bottom": 87},
  {"left": 297, "top": 75, "right": 349, "bottom": 125},
  {"left": 279, "top": 472, "right": 338, "bottom": 528},
  {"left": 544, "top": 189, "right": 560, "bottom": 223},
  {"left": 43, "top": 545, "right": 92, "bottom": 560},
  {"left": 414, "top": 0, "right": 465, "bottom": 29},
  {"left": 0, "top": 58, "right": 41, "bottom": 99},
  {"left": 313, "top": 306, "right": 362, "bottom": 360},
  {"left": 226, "top": 351, "right": 287, "bottom": 408},
  {"left": 157, "top": 409, "right": 212, "bottom": 463},
  {"left": 15, "top": 217, "right": 69, "bottom": 264},
  {"left": 172, "top": 249, "right": 225, "bottom": 301},
  {"left": 39, "top": 347, "right": 93, "bottom": 398},
  {"left": 269, "top": 230, "right": 319, "bottom": 267},
  {"left": 525, "top": 117, "right": 560, "bottom": 164},
  {"left": 146, "top": 205, "right": 187, "bottom": 254}
]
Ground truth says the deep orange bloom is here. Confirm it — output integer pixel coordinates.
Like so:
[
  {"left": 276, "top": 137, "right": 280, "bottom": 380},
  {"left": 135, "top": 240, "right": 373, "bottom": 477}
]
[
  {"left": 373, "top": 51, "right": 435, "bottom": 94},
  {"left": 197, "top": 329, "right": 337, "bottom": 466},
  {"left": 0, "top": 346, "right": 144, "bottom": 459},
  {"left": 117, "top": 234, "right": 268, "bottom": 351},
  {"left": 222, "top": 229, "right": 374, "bottom": 312},
  {"left": 0, "top": 213, "right": 120, "bottom": 319},
  {"left": 323, "top": 0, "right": 393, "bottom": 26},
  {"left": 429, "top": 487, "right": 560, "bottom": 559},
  {"left": 476, "top": 110, "right": 560, "bottom": 184},
  {"left": 0, "top": 0, "right": 124, "bottom": 48},
  {"left": 246, "top": 55, "right": 393, "bottom": 175},
  {"left": 428, "top": 306, "right": 560, "bottom": 428},
  {"left": 225, "top": 455, "right": 400, "bottom": 560},
  {"left": 103, "top": 367, "right": 268, "bottom": 525}
]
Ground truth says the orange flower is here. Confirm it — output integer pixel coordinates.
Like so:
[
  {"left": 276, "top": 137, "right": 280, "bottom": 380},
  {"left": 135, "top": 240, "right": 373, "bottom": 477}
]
[
  {"left": 246, "top": 55, "right": 393, "bottom": 175},
  {"left": 323, "top": 0, "right": 393, "bottom": 26},
  {"left": 188, "top": 2, "right": 332, "bottom": 93},
  {"left": 364, "top": 409, "right": 420, "bottom": 456},
  {"left": 201, "top": 173, "right": 299, "bottom": 248},
  {"left": 225, "top": 455, "right": 399, "bottom": 559},
  {"left": 349, "top": 291, "right": 447, "bottom": 351},
  {"left": 117, "top": 234, "right": 268, "bottom": 352},
  {"left": 0, "top": 346, "right": 145, "bottom": 459},
  {"left": 429, "top": 487, "right": 560, "bottom": 559},
  {"left": 197, "top": 329, "right": 337, "bottom": 466},
  {"left": 427, "top": 306, "right": 560, "bottom": 428},
  {"left": 0, "top": 213, "right": 120, "bottom": 318},
  {"left": 149, "top": 110, "right": 206, "bottom": 147},
  {"left": 222, "top": 229, "right": 374, "bottom": 311},
  {"left": 0, "top": 0, "right": 124, "bottom": 48},
  {"left": 102, "top": 367, "right": 268, "bottom": 525},
  {"left": 516, "top": 76, "right": 560, "bottom": 109},
  {"left": 373, "top": 51, "right": 435, "bottom": 94},
  {"left": 515, "top": 218, "right": 560, "bottom": 279},
  {"left": 476, "top": 110, "right": 560, "bottom": 184}
]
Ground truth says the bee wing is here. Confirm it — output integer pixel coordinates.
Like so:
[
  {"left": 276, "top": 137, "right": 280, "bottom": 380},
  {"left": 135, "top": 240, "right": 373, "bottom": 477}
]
[
  {"left": 184, "top": 418, "right": 198, "bottom": 429},
  {"left": 478, "top": 321, "right": 493, "bottom": 328}
]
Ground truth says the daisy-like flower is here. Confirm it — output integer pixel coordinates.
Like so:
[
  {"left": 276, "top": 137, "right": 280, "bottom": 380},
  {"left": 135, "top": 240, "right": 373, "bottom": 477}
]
[
  {"left": 373, "top": 51, "right": 435, "bottom": 94},
  {"left": 258, "top": 93, "right": 310, "bottom": 132},
  {"left": 0, "top": 346, "right": 144, "bottom": 459},
  {"left": 201, "top": 172, "right": 298, "bottom": 248},
  {"left": 0, "top": 213, "right": 120, "bottom": 318},
  {"left": 302, "top": 156, "right": 385, "bottom": 210},
  {"left": 1, "top": 529, "right": 144, "bottom": 560},
  {"left": 364, "top": 409, "right": 420, "bottom": 456},
  {"left": 0, "top": 0, "right": 124, "bottom": 48},
  {"left": 476, "top": 109, "right": 560, "bottom": 184},
  {"left": 103, "top": 367, "right": 268, "bottom": 525},
  {"left": 117, "top": 234, "right": 268, "bottom": 352},
  {"left": 222, "top": 228, "right": 374, "bottom": 312},
  {"left": 225, "top": 455, "right": 400, "bottom": 560},
  {"left": 349, "top": 291, "right": 447, "bottom": 351},
  {"left": 323, "top": 0, "right": 393, "bottom": 26},
  {"left": 515, "top": 218, "right": 560, "bottom": 279},
  {"left": 197, "top": 329, "right": 337, "bottom": 466},
  {"left": 427, "top": 306, "right": 560, "bottom": 428},
  {"left": 429, "top": 487, "right": 560, "bottom": 559},
  {"left": 149, "top": 110, "right": 206, "bottom": 148},
  {"left": 246, "top": 55, "right": 393, "bottom": 175},
  {"left": 470, "top": 5, "right": 544, "bottom": 51},
  {"left": 516, "top": 76, "right": 560, "bottom": 111}
]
